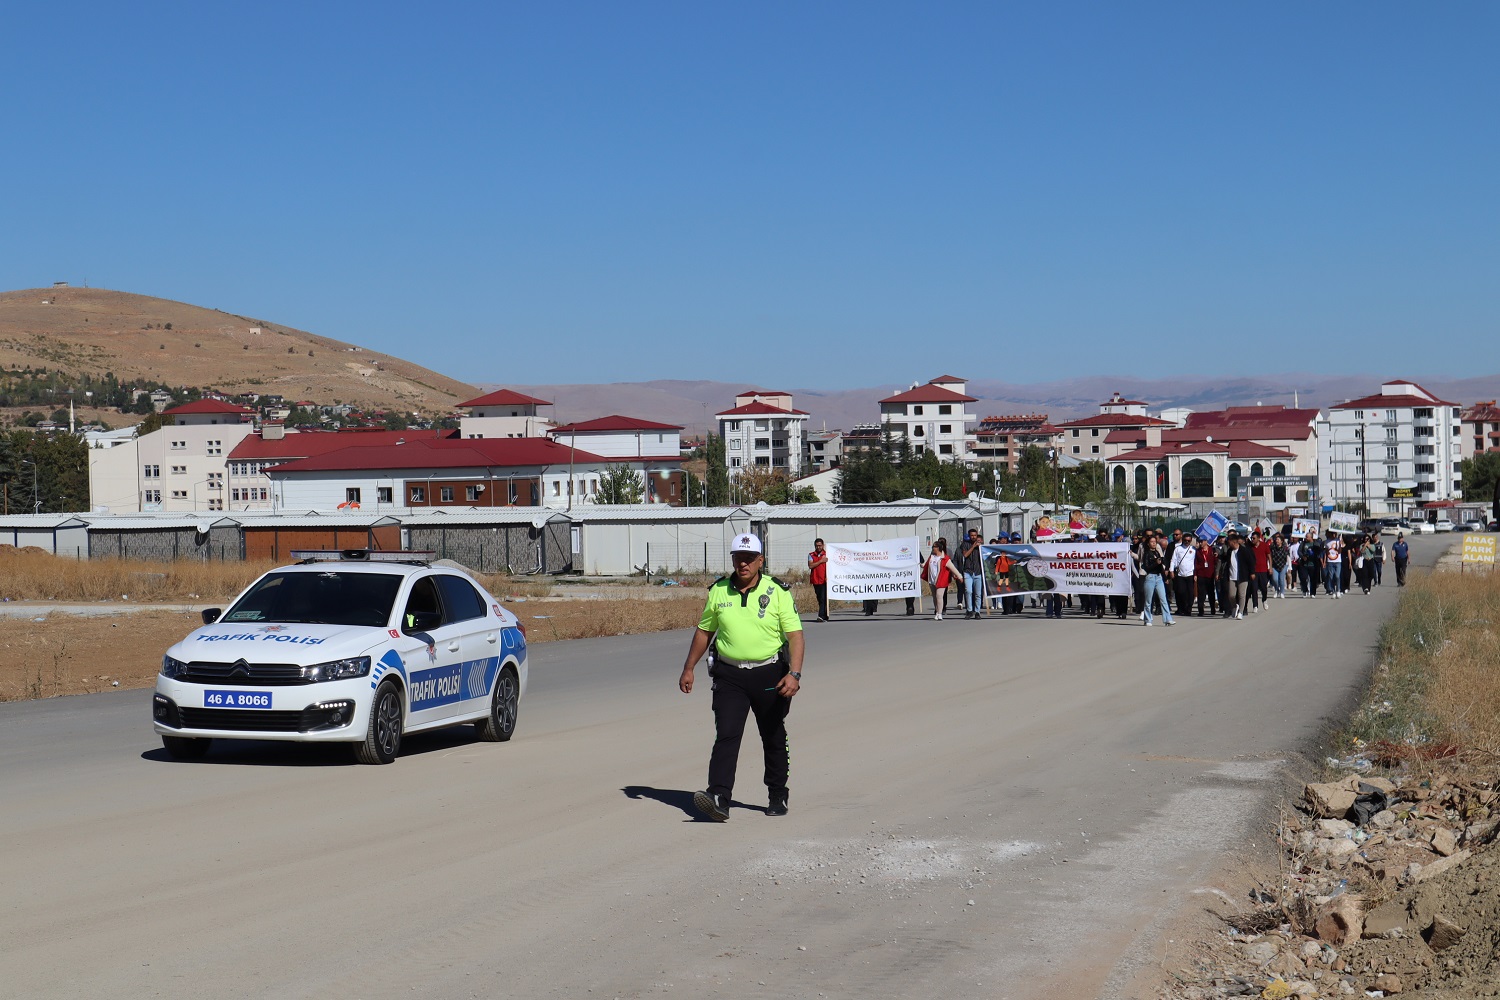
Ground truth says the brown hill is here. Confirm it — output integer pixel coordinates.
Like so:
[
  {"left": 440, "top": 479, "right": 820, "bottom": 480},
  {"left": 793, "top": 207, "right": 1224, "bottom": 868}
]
[{"left": 0, "top": 287, "right": 475, "bottom": 414}]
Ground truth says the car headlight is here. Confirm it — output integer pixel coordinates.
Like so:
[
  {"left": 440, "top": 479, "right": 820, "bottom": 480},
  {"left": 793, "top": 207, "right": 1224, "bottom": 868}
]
[
  {"left": 300, "top": 656, "right": 371, "bottom": 682},
  {"left": 161, "top": 655, "right": 188, "bottom": 679}
]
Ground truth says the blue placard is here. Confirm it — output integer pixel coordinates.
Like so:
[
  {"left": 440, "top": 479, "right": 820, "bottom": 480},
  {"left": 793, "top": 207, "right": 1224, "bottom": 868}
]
[
  {"left": 1195, "top": 511, "right": 1228, "bottom": 542},
  {"left": 408, "top": 664, "right": 464, "bottom": 711},
  {"left": 203, "top": 690, "right": 272, "bottom": 709}
]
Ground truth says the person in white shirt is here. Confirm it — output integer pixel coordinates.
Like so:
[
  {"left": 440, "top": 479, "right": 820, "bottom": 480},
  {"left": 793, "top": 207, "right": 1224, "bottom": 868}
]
[
  {"left": 1170, "top": 536, "right": 1198, "bottom": 616},
  {"left": 1323, "top": 532, "right": 1344, "bottom": 598}
]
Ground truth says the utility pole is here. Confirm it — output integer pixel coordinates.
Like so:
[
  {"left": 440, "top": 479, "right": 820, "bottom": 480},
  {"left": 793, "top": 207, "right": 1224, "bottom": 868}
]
[{"left": 1048, "top": 448, "right": 1060, "bottom": 514}]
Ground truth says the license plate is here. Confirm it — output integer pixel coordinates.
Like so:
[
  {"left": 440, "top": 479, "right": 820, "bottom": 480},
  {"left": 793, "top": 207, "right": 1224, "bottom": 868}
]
[{"left": 203, "top": 690, "right": 272, "bottom": 709}]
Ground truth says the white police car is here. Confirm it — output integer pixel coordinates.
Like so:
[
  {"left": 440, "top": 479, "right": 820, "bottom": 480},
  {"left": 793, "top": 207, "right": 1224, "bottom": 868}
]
[{"left": 153, "top": 551, "right": 528, "bottom": 764}]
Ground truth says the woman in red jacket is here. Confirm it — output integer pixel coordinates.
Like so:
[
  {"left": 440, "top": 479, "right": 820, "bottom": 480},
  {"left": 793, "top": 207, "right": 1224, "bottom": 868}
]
[{"left": 921, "top": 539, "right": 961, "bottom": 621}]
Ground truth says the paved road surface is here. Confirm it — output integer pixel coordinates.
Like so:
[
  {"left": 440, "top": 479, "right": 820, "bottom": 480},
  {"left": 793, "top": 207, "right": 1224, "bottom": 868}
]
[{"left": 0, "top": 539, "right": 1441, "bottom": 999}]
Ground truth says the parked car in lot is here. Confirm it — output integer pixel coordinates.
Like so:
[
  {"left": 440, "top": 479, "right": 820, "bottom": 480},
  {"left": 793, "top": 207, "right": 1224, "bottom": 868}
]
[
  {"left": 1459, "top": 520, "right": 1488, "bottom": 533},
  {"left": 153, "top": 550, "right": 528, "bottom": 764},
  {"left": 1407, "top": 521, "right": 1435, "bottom": 534},
  {"left": 1378, "top": 518, "right": 1408, "bottom": 536},
  {"left": 1434, "top": 518, "right": 1455, "bottom": 532}
]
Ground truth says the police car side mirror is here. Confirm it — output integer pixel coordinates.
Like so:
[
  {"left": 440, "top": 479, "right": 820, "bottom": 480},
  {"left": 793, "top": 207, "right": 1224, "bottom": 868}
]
[
  {"left": 201, "top": 608, "right": 222, "bottom": 625},
  {"left": 403, "top": 610, "right": 443, "bottom": 634}
]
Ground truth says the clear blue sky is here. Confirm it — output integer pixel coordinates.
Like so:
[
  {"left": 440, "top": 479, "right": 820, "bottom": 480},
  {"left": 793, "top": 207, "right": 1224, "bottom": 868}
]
[{"left": 2, "top": 3, "right": 1495, "bottom": 389}]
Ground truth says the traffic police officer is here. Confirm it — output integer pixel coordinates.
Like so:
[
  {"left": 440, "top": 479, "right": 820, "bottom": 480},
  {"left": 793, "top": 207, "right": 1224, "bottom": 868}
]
[{"left": 678, "top": 532, "right": 804, "bottom": 821}]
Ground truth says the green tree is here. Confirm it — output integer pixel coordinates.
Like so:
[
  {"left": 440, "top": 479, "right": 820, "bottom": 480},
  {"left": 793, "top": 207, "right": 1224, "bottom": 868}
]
[
  {"left": 834, "top": 450, "right": 899, "bottom": 503},
  {"left": 382, "top": 411, "right": 409, "bottom": 431},
  {"left": 1461, "top": 453, "right": 1500, "bottom": 506},
  {"left": 703, "top": 433, "right": 731, "bottom": 506},
  {"left": 596, "top": 464, "right": 645, "bottom": 504},
  {"left": 137, "top": 411, "right": 166, "bottom": 435}
]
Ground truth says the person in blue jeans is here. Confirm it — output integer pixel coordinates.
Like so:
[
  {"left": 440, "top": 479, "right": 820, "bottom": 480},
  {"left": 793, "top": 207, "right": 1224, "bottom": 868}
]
[
  {"left": 957, "top": 528, "right": 986, "bottom": 620},
  {"left": 1139, "top": 532, "right": 1174, "bottom": 626},
  {"left": 1323, "top": 532, "right": 1344, "bottom": 598}
]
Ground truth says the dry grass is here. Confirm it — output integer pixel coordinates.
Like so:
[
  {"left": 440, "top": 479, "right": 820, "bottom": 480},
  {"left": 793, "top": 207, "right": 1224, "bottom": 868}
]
[
  {"left": 0, "top": 548, "right": 275, "bottom": 603},
  {"left": 1346, "top": 568, "right": 1500, "bottom": 753}
]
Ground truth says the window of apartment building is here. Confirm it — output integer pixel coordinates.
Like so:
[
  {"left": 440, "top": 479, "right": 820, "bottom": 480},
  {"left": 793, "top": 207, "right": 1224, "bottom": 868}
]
[
  {"left": 912, "top": 405, "right": 924, "bottom": 416},
  {"left": 1416, "top": 463, "right": 1435, "bottom": 474},
  {"left": 1417, "top": 444, "right": 1434, "bottom": 455},
  {"left": 1092, "top": 428, "right": 1100, "bottom": 437},
  {"left": 939, "top": 444, "right": 953, "bottom": 455},
  {"left": 207, "top": 499, "right": 223, "bottom": 511},
  {"left": 754, "top": 437, "right": 770, "bottom": 448},
  {"left": 1385, "top": 428, "right": 1397, "bottom": 440},
  {"left": 1091, "top": 445, "right": 1100, "bottom": 454},
  {"left": 466, "top": 485, "right": 480, "bottom": 502},
  {"left": 1453, "top": 425, "right": 1461, "bottom": 436},
  {"left": 171, "top": 490, "right": 187, "bottom": 499},
  {"left": 1356, "top": 484, "right": 1364, "bottom": 495},
  {"left": 1386, "top": 465, "right": 1398, "bottom": 479},
  {"left": 345, "top": 488, "right": 362, "bottom": 504},
  {"left": 231, "top": 489, "right": 242, "bottom": 501},
  {"left": 170, "top": 440, "right": 186, "bottom": 450},
  {"left": 1386, "top": 410, "right": 1397, "bottom": 422},
  {"left": 938, "top": 405, "right": 951, "bottom": 415},
  {"left": 206, "top": 440, "right": 222, "bottom": 455},
  {"left": 410, "top": 486, "right": 426, "bottom": 503},
  {"left": 754, "top": 421, "right": 769, "bottom": 431},
  {"left": 1415, "top": 426, "right": 1433, "bottom": 437},
  {"left": 772, "top": 438, "right": 786, "bottom": 448},
  {"left": 144, "top": 490, "right": 161, "bottom": 504},
  {"left": 1414, "top": 408, "right": 1433, "bottom": 418},
  {"left": 730, "top": 457, "right": 741, "bottom": 468},
  {"left": 755, "top": 456, "right": 770, "bottom": 466},
  {"left": 208, "top": 472, "right": 222, "bottom": 485},
  {"left": 144, "top": 465, "right": 160, "bottom": 478},
  {"left": 441, "top": 486, "right": 454, "bottom": 502},
  {"left": 1355, "top": 410, "right": 1364, "bottom": 419},
  {"left": 728, "top": 421, "right": 740, "bottom": 431},
  {"left": 729, "top": 439, "right": 740, "bottom": 449},
  {"left": 939, "top": 424, "right": 952, "bottom": 434},
  {"left": 377, "top": 487, "right": 392, "bottom": 503},
  {"left": 1072, "top": 429, "right": 1080, "bottom": 437},
  {"left": 1386, "top": 446, "right": 1398, "bottom": 460},
  {"left": 1455, "top": 480, "right": 1463, "bottom": 492}
]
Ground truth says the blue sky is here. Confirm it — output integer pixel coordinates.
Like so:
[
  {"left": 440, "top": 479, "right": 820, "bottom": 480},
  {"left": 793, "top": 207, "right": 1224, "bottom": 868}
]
[{"left": 2, "top": 3, "right": 1495, "bottom": 389}]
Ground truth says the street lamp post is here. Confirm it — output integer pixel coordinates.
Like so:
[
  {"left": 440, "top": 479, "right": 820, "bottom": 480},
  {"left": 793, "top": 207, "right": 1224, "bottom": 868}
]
[{"left": 21, "top": 459, "right": 38, "bottom": 514}]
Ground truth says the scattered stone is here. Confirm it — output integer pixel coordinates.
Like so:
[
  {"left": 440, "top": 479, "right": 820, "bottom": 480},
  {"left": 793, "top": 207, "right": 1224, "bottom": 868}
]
[
  {"left": 1413, "top": 849, "right": 1471, "bottom": 882},
  {"left": 1371, "top": 809, "right": 1397, "bottom": 830},
  {"left": 1314, "top": 896, "right": 1364, "bottom": 946},
  {"left": 1317, "top": 818, "right": 1356, "bottom": 836},
  {"left": 1362, "top": 900, "right": 1408, "bottom": 939},
  {"left": 1298, "top": 940, "right": 1322, "bottom": 960},
  {"left": 1430, "top": 827, "right": 1458, "bottom": 857},
  {"left": 1422, "top": 913, "right": 1465, "bottom": 952},
  {"left": 1306, "top": 780, "right": 1359, "bottom": 819},
  {"left": 1242, "top": 939, "right": 1280, "bottom": 966},
  {"left": 1372, "top": 971, "right": 1403, "bottom": 993}
]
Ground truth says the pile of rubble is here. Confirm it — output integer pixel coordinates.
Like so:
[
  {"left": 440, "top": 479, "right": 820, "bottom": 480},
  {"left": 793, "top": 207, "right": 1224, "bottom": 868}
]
[{"left": 1174, "top": 766, "right": 1500, "bottom": 999}]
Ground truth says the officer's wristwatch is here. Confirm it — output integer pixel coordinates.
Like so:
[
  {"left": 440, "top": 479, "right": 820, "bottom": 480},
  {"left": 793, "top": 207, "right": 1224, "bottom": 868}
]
[{"left": 789, "top": 671, "right": 802, "bottom": 681}]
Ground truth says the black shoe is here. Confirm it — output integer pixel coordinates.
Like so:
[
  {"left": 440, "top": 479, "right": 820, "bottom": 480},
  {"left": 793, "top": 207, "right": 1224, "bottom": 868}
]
[
  {"left": 766, "top": 793, "right": 788, "bottom": 817},
  {"left": 693, "top": 790, "right": 730, "bottom": 822}
]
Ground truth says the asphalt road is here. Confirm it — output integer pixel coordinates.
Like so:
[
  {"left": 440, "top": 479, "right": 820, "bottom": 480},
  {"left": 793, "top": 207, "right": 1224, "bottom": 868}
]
[{"left": 0, "top": 539, "right": 1442, "bottom": 999}]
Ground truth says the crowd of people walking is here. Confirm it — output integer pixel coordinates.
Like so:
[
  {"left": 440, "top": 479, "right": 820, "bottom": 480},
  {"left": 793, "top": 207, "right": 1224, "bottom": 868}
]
[{"left": 861, "top": 524, "right": 1412, "bottom": 626}]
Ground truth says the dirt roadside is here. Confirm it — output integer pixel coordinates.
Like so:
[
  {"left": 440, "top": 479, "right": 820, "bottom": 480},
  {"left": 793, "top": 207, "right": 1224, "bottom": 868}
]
[{"left": 0, "top": 596, "right": 708, "bottom": 702}]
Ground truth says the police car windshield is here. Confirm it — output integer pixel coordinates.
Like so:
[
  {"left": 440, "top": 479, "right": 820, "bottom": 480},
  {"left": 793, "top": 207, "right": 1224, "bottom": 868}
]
[{"left": 221, "top": 572, "right": 403, "bottom": 628}]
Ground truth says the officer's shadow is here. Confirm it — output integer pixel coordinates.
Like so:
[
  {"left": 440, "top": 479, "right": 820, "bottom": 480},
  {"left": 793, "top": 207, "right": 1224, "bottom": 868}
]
[{"left": 622, "top": 785, "right": 767, "bottom": 821}]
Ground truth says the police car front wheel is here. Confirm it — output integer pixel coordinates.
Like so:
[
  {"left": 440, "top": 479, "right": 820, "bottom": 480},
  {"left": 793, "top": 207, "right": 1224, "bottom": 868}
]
[
  {"left": 356, "top": 680, "right": 404, "bottom": 764},
  {"left": 475, "top": 665, "right": 519, "bottom": 742},
  {"left": 162, "top": 735, "right": 211, "bottom": 760}
]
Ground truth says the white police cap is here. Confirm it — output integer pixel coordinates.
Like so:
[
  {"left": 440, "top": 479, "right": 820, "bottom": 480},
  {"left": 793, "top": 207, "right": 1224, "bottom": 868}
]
[{"left": 730, "top": 533, "right": 763, "bottom": 555}]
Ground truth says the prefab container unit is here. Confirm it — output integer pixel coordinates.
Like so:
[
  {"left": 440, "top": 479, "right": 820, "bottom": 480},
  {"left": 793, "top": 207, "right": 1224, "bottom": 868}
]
[
  {"left": 746, "top": 504, "right": 948, "bottom": 576},
  {"left": 401, "top": 509, "right": 573, "bottom": 575},
  {"left": 0, "top": 515, "right": 90, "bottom": 558},
  {"left": 83, "top": 516, "right": 230, "bottom": 562},
  {"left": 566, "top": 505, "right": 750, "bottom": 577},
  {"left": 224, "top": 513, "right": 404, "bottom": 562}
]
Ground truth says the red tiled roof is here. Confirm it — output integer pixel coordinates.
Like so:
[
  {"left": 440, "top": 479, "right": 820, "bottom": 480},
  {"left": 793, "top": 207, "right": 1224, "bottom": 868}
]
[
  {"left": 163, "top": 399, "right": 257, "bottom": 416},
  {"left": 267, "top": 436, "right": 607, "bottom": 474},
  {"left": 716, "top": 400, "right": 810, "bottom": 417},
  {"left": 1102, "top": 397, "right": 1149, "bottom": 406},
  {"left": 456, "top": 388, "right": 553, "bottom": 408},
  {"left": 550, "top": 415, "right": 683, "bottom": 433},
  {"left": 1331, "top": 392, "right": 1457, "bottom": 410},
  {"left": 1055, "top": 413, "right": 1173, "bottom": 429},
  {"left": 928, "top": 374, "right": 968, "bottom": 384},
  {"left": 1184, "top": 407, "right": 1320, "bottom": 428},
  {"left": 879, "top": 384, "right": 976, "bottom": 405},
  {"left": 1226, "top": 442, "right": 1297, "bottom": 459},
  {"left": 1164, "top": 425, "right": 1313, "bottom": 443},
  {"left": 738, "top": 389, "right": 793, "bottom": 397},
  {"left": 228, "top": 428, "right": 456, "bottom": 461}
]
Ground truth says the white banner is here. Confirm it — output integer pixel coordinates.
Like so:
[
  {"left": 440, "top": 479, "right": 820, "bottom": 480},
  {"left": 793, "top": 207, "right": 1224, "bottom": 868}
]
[
  {"left": 982, "top": 542, "right": 1132, "bottom": 597},
  {"left": 1328, "top": 511, "right": 1360, "bottom": 535},
  {"left": 825, "top": 537, "right": 921, "bottom": 601}
]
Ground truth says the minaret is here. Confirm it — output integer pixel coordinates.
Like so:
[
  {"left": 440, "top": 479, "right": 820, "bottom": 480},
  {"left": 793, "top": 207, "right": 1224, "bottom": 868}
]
[{"left": 70, "top": 399, "right": 76, "bottom": 434}]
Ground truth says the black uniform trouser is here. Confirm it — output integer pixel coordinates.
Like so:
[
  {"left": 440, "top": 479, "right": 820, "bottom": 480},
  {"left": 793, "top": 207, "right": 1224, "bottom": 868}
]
[
  {"left": 813, "top": 583, "right": 828, "bottom": 619},
  {"left": 1195, "top": 575, "right": 1217, "bottom": 615},
  {"left": 1173, "top": 575, "right": 1194, "bottom": 617},
  {"left": 1395, "top": 558, "right": 1408, "bottom": 586},
  {"left": 708, "top": 658, "right": 791, "bottom": 801}
]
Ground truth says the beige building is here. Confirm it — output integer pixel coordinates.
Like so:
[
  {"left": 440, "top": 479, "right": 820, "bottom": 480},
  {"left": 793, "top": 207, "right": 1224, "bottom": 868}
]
[
  {"left": 456, "top": 389, "right": 556, "bottom": 439},
  {"left": 89, "top": 400, "right": 257, "bottom": 513}
]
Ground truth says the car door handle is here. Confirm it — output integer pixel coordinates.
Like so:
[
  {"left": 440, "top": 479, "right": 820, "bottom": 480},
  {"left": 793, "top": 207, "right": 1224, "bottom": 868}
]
[
  {"left": 484, "top": 633, "right": 497, "bottom": 643},
  {"left": 446, "top": 641, "right": 460, "bottom": 652}
]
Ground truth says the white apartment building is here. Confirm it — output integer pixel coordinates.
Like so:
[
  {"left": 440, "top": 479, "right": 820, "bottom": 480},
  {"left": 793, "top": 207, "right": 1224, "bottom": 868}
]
[
  {"left": 456, "top": 388, "right": 556, "bottom": 439},
  {"left": 1317, "top": 380, "right": 1463, "bottom": 513},
  {"left": 717, "top": 390, "right": 809, "bottom": 478},
  {"left": 877, "top": 375, "right": 978, "bottom": 461},
  {"left": 89, "top": 400, "right": 257, "bottom": 513}
]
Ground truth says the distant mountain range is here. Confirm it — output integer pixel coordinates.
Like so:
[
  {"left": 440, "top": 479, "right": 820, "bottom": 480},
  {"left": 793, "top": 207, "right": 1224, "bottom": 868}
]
[{"left": 488, "top": 374, "right": 1500, "bottom": 435}]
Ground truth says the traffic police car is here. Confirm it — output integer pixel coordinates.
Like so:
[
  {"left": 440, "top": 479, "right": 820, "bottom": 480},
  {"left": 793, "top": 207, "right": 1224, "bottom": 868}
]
[{"left": 153, "top": 550, "right": 528, "bottom": 764}]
